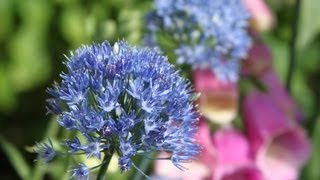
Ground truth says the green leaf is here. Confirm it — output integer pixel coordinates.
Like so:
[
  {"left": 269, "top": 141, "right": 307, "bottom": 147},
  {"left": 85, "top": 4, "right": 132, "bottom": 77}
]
[
  {"left": 298, "top": 0, "right": 320, "bottom": 48},
  {"left": 301, "top": 116, "right": 320, "bottom": 179},
  {"left": 262, "top": 35, "right": 288, "bottom": 80},
  {"left": 0, "top": 64, "right": 16, "bottom": 113},
  {"left": 0, "top": 0, "right": 13, "bottom": 40},
  {"left": 292, "top": 70, "right": 315, "bottom": 117},
  {"left": 0, "top": 135, "right": 31, "bottom": 179}
]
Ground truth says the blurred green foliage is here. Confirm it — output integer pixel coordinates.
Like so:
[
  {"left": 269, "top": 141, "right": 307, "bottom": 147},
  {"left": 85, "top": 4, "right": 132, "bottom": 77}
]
[
  {"left": 0, "top": 0, "right": 151, "bottom": 179},
  {"left": 0, "top": 0, "right": 150, "bottom": 114},
  {"left": 0, "top": 0, "right": 319, "bottom": 179}
]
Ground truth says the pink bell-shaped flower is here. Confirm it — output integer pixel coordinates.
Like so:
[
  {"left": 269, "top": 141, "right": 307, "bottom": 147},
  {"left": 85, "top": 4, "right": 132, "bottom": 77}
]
[
  {"left": 243, "top": 91, "right": 310, "bottom": 180},
  {"left": 193, "top": 69, "right": 238, "bottom": 125}
]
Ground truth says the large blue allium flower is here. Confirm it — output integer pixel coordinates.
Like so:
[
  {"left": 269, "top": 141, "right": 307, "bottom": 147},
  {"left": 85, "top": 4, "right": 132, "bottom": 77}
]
[
  {"left": 144, "top": 0, "right": 251, "bottom": 81},
  {"left": 37, "top": 40, "right": 200, "bottom": 177}
]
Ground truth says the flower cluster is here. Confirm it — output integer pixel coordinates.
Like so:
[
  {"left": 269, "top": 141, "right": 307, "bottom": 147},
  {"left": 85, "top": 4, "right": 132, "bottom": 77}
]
[
  {"left": 36, "top": 40, "right": 200, "bottom": 178},
  {"left": 144, "top": 0, "right": 251, "bottom": 81}
]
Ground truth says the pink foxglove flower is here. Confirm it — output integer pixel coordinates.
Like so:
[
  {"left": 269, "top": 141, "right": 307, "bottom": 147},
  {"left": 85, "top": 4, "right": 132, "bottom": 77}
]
[
  {"left": 193, "top": 69, "right": 238, "bottom": 125},
  {"left": 243, "top": 0, "right": 275, "bottom": 32},
  {"left": 260, "top": 70, "right": 303, "bottom": 122},
  {"left": 243, "top": 91, "right": 310, "bottom": 180},
  {"left": 242, "top": 40, "right": 303, "bottom": 122}
]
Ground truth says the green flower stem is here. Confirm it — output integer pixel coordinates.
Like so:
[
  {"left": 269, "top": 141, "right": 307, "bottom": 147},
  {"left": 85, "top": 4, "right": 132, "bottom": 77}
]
[
  {"left": 96, "top": 148, "right": 114, "bottom": 180},
  {"left": 286, "top": 0, "right": 301, "bottom": 92}
]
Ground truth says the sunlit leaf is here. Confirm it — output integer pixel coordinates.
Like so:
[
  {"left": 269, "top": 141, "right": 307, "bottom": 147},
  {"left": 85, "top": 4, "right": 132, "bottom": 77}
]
[
  {"left": 0, "top": 65, "right": 16, "bottom": 113},
  {"left": 261, "top": 35, "right": 288, "bottom": 80},
  {"left": 298, "top": 0, "right": 320, "bottom": 48},
  {"left": 0, "top": 0, "right": 13, "bottom": 40}
]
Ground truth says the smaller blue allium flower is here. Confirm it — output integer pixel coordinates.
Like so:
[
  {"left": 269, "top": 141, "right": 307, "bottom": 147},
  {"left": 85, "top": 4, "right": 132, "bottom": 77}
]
[
  {"left": 34, "top": 139, "right": 56, "bottom": 163},
  {"left": 70, "top": 163, "right": 90, "bottom": 180},
  {"left": 64, "top": 137, "right": 82, "bottom": 153},
  {"left": 36, "top": 40, "right": 200, "bottom": 178},
  {"left": 144, "top": 0, "right": 252, "bottom": 81}
]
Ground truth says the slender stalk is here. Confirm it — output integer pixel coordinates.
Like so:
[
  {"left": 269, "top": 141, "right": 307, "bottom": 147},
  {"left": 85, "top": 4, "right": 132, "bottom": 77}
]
[
  {"left": 132, "top": 162, "right": 152, "bottom": 180},
  {"left": 132, "top": 152, "right": 155, "bottom": 180},
  {"left": 286, "top": 0, "right": 301, "bottom": 92},
  {"left": 96, "top": 149, "right": 114, "bottom": 180},
  {"left": 306, "top": 91, "right": 320, "bottom": 134}
]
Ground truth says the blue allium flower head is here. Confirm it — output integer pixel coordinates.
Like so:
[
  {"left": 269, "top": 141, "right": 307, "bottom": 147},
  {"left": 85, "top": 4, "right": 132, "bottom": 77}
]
[
  {"left": 144, "top": 0, "right": 252, "bottom": 82},
  {"left": 41, "top": 40, "right": 200, "bottom": 176}
]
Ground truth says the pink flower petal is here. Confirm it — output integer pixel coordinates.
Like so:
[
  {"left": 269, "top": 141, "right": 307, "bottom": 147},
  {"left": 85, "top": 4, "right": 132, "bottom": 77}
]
[
  {"left": 243, "top": 0, "right": 275, "bottom": 31},
  {"left": 213, "top": 128, "right": 251, "bottom": 165},
  {"left": 260, "top": 71, "right": 303, "bottom": 122},
  {"left": 242, "top": 41, "right": 273, "bottom": 76},
  {"left": 222, "top": 166, "right": 264, "bottom": 180},
  {"left": 212, "top": 128, "right": 256, "bottom": 180},
  {"left": 243, "top": 91, "right": 290, "bottom": 154},
  {"left": 196, "top": 119, "right": 217, "bottom": 168}
]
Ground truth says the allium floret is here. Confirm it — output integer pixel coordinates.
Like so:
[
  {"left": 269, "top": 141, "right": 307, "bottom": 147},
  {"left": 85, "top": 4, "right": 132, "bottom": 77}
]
[
  {"left": 64, "top": 137, "right": 82, "bottom": 153},
  {"left": 42, "top": 40, "right": 200, "bottom": 176},
  {"left": 145, "top": 0, "right": 251, "bottom": 81},
  {"left": 70, "top": 163, "right": 90, "bottom": 180},
  {"left": 34, "top": 138, "right": 56, "bottom": 163}
]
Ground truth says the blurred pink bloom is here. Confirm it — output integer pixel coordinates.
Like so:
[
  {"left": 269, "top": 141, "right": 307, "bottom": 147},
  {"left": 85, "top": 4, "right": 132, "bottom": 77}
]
[
  {"left": 242, "top": 40, "right": 273, "bottom": 77},
  {"left": 243, "top": 0, "right": 275, "bottom": 32},
  {"left": 260, "top": 71, "right": 303, "bottom": 122},
  {"left": 243, "top": 91, "right": 311, "bottom": 180},
  {"left": 193, "top": 69, "right": 238, "bottom": 125}
]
